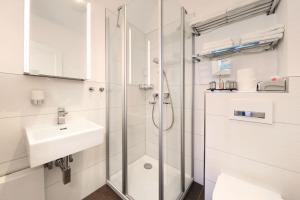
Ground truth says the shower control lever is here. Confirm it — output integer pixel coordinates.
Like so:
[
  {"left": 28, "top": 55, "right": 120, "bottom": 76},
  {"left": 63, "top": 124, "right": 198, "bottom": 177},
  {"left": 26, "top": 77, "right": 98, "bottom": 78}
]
[{"left": 149, "top": 101, "right": 157, "bottom": 105}]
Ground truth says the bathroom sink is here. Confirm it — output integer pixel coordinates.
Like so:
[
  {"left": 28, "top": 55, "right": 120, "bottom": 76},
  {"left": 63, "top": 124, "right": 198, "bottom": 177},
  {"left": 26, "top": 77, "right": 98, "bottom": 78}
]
[{"left": 25, "top": 119, "right": 104, "bottom": 167}]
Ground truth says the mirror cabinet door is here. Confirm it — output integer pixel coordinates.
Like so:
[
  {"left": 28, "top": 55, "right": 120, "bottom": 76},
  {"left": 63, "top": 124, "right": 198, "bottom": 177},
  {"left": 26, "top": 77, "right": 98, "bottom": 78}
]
[{"left": 24, "top": 0, "right": 91, "bottom": 80}]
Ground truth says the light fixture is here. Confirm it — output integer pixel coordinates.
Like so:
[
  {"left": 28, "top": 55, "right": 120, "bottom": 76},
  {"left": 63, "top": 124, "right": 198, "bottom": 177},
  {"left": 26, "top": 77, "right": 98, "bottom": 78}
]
[
  {"left": 128, "top": 28, "right": 132, "bottom": 84},
  {"left": 147, "top": 40, "right": 151, "bottom": 85},
  {"left": 76, "top": 0, "right": 85, "bottom": 3},
  {"left": 24, "top": 0, "right": 30, "bottom": 73},
  {"left": 86, "top": 2, "right": 91, "bottom": 79}
]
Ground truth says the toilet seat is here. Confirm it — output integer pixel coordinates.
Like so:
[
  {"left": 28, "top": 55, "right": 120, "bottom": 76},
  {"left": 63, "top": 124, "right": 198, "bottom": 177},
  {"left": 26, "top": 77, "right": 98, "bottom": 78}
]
[{"left": 213, "top": 174, "right": 283, "bottom": 200}]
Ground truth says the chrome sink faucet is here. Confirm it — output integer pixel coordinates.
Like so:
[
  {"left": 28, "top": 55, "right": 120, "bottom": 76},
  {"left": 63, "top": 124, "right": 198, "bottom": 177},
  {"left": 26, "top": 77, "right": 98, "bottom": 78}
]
[{"left": 57, "top": 107, "right": 68, "bottom": 125}]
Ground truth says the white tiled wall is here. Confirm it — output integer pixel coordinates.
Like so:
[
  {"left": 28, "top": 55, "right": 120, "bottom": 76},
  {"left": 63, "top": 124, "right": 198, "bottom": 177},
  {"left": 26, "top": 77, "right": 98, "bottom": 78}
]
[
  {"left": 276, "top": 0, "right": 300, "bottom": 77},
  {"left": 108, "top": 85, "right": 147, "bottom": 176},
  {"left": 0, "top": 0, "right": 107, "bottom": 199},
  {"left": 205, "top": 91, "right": 300, "bottom": 200},
  {"left": 128, "top": 85, "right": 146, "bottom": 166}
]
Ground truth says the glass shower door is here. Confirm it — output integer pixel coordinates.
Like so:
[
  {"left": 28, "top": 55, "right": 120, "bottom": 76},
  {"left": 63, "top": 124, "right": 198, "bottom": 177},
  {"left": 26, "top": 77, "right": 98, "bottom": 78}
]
[
  {"left": 106, "top": 1, "right": 193, "bottom": 199},
  {"left": 106, "top": 7, "right": 124, "bottom": 193},
  {"left": 184, "top": 11, "right": 194, "bottom": 191},
  {"left": 126, "top": 0, "right": 160, "bottom": 199},
  {"left": 161, "top": 1, "right": 193, "bottom": 199},
  {"left": 161, "top": 1, "right": 184, "bottom": 199}
]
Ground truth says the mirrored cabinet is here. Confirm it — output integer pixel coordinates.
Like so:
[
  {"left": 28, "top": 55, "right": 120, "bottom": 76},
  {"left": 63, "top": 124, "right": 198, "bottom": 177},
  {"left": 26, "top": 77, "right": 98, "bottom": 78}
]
[{"left": 24, "top": 0, "right": 91, "bottom": 80}]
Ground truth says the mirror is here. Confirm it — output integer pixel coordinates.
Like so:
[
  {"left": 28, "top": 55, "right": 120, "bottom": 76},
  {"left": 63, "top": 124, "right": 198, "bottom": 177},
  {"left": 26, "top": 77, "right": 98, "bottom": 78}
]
[{"left": 24, "top": 0, "right": 91, "bottom": 80}]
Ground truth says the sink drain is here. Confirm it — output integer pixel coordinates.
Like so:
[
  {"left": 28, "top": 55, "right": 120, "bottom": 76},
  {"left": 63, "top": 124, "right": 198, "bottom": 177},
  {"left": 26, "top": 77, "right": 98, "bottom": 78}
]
[{"left": 144, "top": 163, "right": 152, "bottom": 170}]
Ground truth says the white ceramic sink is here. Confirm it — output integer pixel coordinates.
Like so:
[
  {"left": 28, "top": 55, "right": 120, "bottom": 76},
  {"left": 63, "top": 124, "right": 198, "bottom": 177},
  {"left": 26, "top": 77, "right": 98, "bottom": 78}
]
[{"left": 25, "top": 119, "right": 104, "bottom": 167}]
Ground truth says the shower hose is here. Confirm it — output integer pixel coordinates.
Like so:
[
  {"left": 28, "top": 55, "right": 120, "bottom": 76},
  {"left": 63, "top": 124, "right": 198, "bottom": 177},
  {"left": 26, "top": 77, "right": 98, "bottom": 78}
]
[{"left": 151, "top": 71, "right": 175, "bottom": 131}]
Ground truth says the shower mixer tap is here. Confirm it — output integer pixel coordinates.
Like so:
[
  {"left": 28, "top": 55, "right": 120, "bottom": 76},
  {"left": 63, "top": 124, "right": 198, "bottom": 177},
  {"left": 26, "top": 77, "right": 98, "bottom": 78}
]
[{"left": 149, "top": 92, "right": 170, "bottom": 105}]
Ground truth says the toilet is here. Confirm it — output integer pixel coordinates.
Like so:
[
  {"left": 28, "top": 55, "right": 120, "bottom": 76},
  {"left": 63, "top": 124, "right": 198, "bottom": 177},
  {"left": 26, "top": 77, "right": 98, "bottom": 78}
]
[{"left": 213, "top": 174, "right": 283, "bottom": 200}]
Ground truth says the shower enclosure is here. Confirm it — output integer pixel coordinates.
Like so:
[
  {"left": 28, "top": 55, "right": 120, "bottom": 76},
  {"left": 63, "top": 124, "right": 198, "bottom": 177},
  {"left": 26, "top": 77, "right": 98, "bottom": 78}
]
[{"left": 106, "top": 0, "right": 193, "bottom": 199}]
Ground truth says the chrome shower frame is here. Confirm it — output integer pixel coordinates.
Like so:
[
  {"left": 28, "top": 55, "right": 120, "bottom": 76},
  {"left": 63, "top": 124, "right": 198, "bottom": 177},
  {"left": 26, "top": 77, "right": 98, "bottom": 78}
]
[{"left": 105, "top": 3, "right": 195, "bottom": 200}]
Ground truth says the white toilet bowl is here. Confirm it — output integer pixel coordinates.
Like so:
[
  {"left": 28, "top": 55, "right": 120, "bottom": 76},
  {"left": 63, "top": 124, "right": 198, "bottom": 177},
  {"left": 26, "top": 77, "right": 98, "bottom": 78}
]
[{"left": 213, "top": 174, "right": 283, "bottom": 200}]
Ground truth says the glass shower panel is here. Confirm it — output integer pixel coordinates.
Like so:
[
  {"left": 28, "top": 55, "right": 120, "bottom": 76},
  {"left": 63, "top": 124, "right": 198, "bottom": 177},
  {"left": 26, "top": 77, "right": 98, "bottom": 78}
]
[
  {"left": 162, "top": 1, "right": 183, "bottom": 199},
  {"left": 126, "top": 0, "right": 159, "bottom": 199},
  {"left": 184, "top": 16, "right": 194, "bottom": 190},
  {"left": 106, "top": 8, "right": 124, "bottom": 192}
]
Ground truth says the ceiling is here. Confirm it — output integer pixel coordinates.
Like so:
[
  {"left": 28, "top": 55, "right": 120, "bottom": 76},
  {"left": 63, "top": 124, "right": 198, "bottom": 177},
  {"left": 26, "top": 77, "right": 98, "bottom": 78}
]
[
  {"left": 31, "top": 0, "right": 87, "bottom": 32},
  {"left": 100, "top": 0, "right": 258, "bottom": 32},
  {"left": 100, "top": 0, "right": 257, "bottom": 16},
  {"left": 178, "top": 0, "right": 259, "bottom": 23}
]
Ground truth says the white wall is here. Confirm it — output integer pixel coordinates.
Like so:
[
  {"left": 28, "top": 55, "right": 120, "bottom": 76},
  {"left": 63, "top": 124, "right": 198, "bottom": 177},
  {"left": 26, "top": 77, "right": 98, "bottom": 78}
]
[
  {"left": 0, "top": 0, "right": 107, "bottom": 199},
  {"left": 205, "top": 91, "right": 300, "bottom": 200},
  {"left": 276, "top": 0, "right": 300, "bottom": 76}
]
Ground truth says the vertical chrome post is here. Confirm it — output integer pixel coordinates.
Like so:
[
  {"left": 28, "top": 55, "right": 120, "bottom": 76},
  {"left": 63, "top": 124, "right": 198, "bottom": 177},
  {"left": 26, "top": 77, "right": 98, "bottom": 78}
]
[
  {"left": 122, "top": 5, "right": 128, "bottom": 195},
  {"left": 203, "top": 91, "right": 207, "bottom": 200},
  {"left": 105, "top": 9, "right": 110, "bottom": 181},
  {"left": 158, "top": 0, "right": 164, "bottom": 199},
  {"left": 191, "top": 33, "right": 196, "bottom": 179},
  {"left": 180, "top": 7, "right": 186, "bottom": 193}
]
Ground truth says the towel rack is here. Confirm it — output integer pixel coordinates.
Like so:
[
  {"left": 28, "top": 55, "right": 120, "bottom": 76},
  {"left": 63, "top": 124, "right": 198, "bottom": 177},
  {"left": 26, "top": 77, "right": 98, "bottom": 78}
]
[
  {"left": 192, "top": 0, "right": 281, "bottom": 35},
  {"left": 200, "top": 40, "right": 280, "bottom": 59}
]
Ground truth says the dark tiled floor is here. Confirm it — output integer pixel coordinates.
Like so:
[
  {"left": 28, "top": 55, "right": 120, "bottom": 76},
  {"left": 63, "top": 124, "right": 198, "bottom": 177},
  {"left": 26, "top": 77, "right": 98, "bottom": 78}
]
[
  {"left": 83, "top": 185, "right": 121, "bottom": 200},
  {"left": 84, "top": 182, "right": 204, "bottom": 200},
  {"left": 184, "top": 182, "right": 204, "bottom": 200}
]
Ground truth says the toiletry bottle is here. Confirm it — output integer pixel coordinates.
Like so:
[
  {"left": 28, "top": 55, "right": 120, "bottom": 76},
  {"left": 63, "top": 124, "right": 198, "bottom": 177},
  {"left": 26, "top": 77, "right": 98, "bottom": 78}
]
[{"left": 219, "top": 78, "right": 224, "bottom": 89}]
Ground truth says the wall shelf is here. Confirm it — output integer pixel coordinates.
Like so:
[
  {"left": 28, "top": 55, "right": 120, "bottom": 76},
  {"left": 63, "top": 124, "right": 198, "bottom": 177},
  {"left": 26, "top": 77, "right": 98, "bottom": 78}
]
[{"left": 191, "top": 0, "right": 281, "bottom": 35}]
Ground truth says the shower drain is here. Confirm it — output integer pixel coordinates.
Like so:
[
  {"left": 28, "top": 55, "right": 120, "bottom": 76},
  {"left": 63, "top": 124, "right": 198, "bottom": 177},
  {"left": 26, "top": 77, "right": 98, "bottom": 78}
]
[{"left": 144, "top": 163, "right": 152, "bottom": 170}]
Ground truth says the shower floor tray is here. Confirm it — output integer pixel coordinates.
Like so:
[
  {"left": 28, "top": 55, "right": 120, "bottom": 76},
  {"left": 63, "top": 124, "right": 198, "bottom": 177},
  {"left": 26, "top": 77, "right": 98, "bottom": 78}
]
[{"left": 110, "top": 155, "right": 193, "bottom": 200}]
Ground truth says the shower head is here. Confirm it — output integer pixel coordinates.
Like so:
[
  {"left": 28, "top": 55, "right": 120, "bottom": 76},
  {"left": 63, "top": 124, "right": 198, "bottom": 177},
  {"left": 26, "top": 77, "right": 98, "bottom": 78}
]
[{"left": 116, "top": 6, "right": 122, "bottom": 28}]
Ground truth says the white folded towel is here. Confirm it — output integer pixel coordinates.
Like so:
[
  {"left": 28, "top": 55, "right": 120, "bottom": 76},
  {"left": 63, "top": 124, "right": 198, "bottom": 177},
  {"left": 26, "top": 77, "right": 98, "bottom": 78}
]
[
  {"left": 241, "top": 28, "right": 284, "bottom": 41},
  {"left": 201, "top": 45, "right": 235, "bottom": 55},
  {"left": 202, "top": 38, "right": 234, "bottom": 49},
  {"left": 261, "top": 24, "right": 285, "bottom": 33},
  {"left": 246, "top": 24, "right": 284, "bottom": 35},
  {"left": 241, "top": 24, "right": 284, "bottom": 40},
  {"left": 201, "top": 38, "right": 235, "bottom": 55},
  {"left": 200, "top": 24, "right": 284, "bottom": 56},
  {"left": 241, "top": 33, "right": 284, "bottom": 45},
  {"left": 240, "top": 24, "right": 284, "bottom": 45}
]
